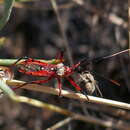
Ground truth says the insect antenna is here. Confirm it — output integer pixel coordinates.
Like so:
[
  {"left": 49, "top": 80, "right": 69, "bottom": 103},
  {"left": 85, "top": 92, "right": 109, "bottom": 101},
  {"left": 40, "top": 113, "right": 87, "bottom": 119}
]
[
  {"left": 74, "top": 49, "right": 130, "bottom": 73},
  {"left": 91, "top": 49, "right": 130, "bottom": 64}
]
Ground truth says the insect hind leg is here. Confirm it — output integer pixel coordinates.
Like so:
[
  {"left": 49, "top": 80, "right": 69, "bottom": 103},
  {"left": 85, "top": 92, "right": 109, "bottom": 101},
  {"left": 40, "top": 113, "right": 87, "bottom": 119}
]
[{"left": 13, "top": 77, "right": 53, "bottom": 90}]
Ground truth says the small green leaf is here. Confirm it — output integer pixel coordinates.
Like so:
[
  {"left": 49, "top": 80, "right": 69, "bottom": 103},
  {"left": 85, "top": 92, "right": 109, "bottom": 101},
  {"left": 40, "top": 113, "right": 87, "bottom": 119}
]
[{"left": 0, "top": 0, "right": 15, "bottom": 30}]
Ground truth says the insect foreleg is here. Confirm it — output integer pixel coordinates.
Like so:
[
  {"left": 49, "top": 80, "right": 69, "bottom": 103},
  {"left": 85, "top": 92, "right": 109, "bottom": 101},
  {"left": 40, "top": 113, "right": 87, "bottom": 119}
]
[
  {"left": 12, "top": 56, "right": 31, "bottom": 66},
  {"left": 66, "top": 76, "right": 81, "bottom": 91},
  {"left": 67, "top": 76, "right": 89, "bottom": 100}
]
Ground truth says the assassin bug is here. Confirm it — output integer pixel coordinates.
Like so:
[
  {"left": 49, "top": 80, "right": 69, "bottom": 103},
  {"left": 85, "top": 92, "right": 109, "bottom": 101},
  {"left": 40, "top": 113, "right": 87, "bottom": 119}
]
[
  {"left": 13, "top": 52, "right": 81, "bottom": 96},
  {"left": 13, "top": 49, "right": 130, "bottom": 97}
]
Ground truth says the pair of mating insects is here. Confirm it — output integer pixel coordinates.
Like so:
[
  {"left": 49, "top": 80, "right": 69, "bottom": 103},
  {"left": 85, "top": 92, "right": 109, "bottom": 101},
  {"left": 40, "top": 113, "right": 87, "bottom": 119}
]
[{"left": 10, "top": 49, "right": 130, "bottom": 97}]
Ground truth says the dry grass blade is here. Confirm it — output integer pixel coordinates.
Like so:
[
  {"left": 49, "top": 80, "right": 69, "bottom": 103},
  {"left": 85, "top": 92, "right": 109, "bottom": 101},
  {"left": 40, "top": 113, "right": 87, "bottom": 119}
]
[
  {"left": 1, "top": 79, "right": 129, "bottom": 129},
  {"left": 14, "top": 2, "right": 75, "bottom": 10},
  {"left": 47, "top": 117, "right": 73, "bottom": 130},
  {"left": 10, "top": 95, "right": 130, "bottom": 130},
  {"left": 7, "top": 80, "right": 130, "bottom": 110},
  {"left": 51, "top": 0, "right": 73, "bottom": 65}
]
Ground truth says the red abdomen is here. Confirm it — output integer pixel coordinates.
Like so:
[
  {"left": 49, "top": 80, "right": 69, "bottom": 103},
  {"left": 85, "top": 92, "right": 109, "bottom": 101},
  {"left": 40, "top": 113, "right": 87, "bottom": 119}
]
[{"left": 17, "top": 60, "right": 56, "bottom": 77}]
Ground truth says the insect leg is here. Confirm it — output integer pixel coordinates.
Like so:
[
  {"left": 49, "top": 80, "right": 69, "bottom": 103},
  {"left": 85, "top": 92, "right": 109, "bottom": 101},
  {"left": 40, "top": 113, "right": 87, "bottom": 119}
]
[
  {"left": 55, "top": 51, "right": 64, "bottom": 63},
  {"left": 57, "top": 77, "right": 62, "bottom": 96},
  {"left": 67, "top": 76, "right": 89, "bottom": 100},
  {"left": 13, "top": 77, "right": 53, "bottom": 90},
  {"left": 66, "top": 76, "right": 81, "bottom": 91},
  {"left": 12, "top": 56, "right": 32, "bottom": 66}
]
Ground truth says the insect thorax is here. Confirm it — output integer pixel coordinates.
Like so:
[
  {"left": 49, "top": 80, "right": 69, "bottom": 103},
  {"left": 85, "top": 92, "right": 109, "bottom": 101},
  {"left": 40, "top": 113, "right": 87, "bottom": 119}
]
[{"left": 56, "top": 63, "right": 65, "bottom": 76}]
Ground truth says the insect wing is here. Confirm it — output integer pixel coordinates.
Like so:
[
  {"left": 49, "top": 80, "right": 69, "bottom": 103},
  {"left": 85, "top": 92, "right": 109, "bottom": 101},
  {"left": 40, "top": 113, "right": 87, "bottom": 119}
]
[{"left": 17, "top": 60, "right": 56, "bottom": 76}]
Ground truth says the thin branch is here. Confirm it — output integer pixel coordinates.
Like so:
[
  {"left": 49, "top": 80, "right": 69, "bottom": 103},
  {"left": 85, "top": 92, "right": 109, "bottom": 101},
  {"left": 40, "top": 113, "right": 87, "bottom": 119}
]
[
  {"left": 0, "top": 79, "right": 129, "bottom": 129},
  {"left": 47, "top": 117, "right": 73, "bottom": 130},
  {"left": 7, "top": 80, "right": 130, "bottom": 110},
  {"left": 9, "top": 95, "right": 130, "bottom": 130},
  {"left": 72, "top": 103, "right": 130, "bottom": 120},
  {"left": 85, "top": 2, "right": 127, "bottom": 29},
  {"left": 9, "top": 0, "right": 127, "bottom": 29},
  {"left": 128, "top": 0, "right": 130, "bottom": 86},
  {"left": 0, "top": 59, "right": 61, "bottom": 66},
  {"left": 51, "top": 0, "right": 74, "bottom": 65},
  {"left": 14, "top": 2, "right": 75, "bottom": 10}
]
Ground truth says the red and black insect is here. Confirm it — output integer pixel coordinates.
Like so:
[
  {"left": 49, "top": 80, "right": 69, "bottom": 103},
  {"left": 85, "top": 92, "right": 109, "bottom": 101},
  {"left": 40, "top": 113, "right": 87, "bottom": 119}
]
[
  {"left": 13, "top": 52, "right": 81, "bottom": 96},
  {"left": 13, "top": 49, "right": 130, "bottom": 97}
]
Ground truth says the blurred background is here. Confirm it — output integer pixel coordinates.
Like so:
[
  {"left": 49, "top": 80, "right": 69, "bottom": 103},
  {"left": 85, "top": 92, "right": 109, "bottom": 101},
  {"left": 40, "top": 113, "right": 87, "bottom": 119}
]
[{"left": 0, "top": 0, "right": 129, "bottom": 130}]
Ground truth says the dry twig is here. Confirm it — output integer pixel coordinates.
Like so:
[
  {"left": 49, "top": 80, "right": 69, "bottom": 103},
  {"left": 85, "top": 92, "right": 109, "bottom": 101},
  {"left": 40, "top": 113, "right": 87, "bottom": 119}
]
[
  {"left": 0, "top": 79, "right": 129, "bottom": 129},
  {"left": 46, "top": 117, "right": 73, "bottom": 130},
  {"left": 7, "top": 79, "right": 130, "bottom": 110}
]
